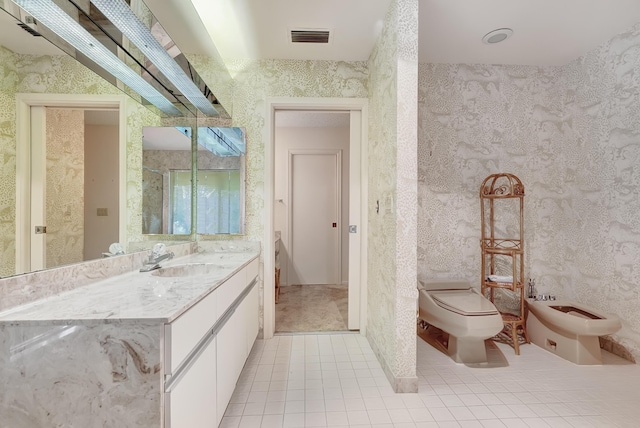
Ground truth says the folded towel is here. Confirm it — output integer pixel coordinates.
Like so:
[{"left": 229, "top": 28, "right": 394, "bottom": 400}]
[{"left": 488, "top": 275, "right": 514, "bottom": 283}]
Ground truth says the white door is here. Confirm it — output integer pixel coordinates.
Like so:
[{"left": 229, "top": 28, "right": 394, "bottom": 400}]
[
  {"left": 289, "top": 150, "right": 341, "bottom": 285},
  {"left": 30, "top": 107, "right": 86, "bottom": 270}
]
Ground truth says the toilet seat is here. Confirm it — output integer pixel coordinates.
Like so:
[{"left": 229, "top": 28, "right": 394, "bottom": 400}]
[{"left": 430, "top": 290, "right": 499, "bottom": 316}]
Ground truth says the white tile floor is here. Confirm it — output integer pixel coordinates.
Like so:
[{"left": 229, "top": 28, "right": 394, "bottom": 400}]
[{"left": 220, "top": 333, "right": 640, "bottom": 428}]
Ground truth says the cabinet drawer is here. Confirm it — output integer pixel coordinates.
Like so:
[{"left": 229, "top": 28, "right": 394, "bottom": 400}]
[
  {"left": 246, "top": 257, "right": 259, "bottom": 283},
  {"left": 216, "top": 268, "right": 246, "bottom": 315},
  {"left": 166, "top": 289, "right": 217, "bottom": 373}
]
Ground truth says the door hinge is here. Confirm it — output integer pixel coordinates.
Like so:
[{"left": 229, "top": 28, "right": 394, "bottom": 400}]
[
  {"left": 35, "top": 226, "right": 47, "bottom": 234},
  {"left": 349, "top": 225, "right": 357, "bottom": 233}
]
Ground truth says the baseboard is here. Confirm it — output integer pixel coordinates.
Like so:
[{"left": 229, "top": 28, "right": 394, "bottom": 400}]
[{"left": 366, "top": 332, "right": 418, "bottom": 393}]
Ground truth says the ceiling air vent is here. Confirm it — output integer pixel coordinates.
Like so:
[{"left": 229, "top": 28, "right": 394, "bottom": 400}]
[
  {"left": 290, "top": 29, "right": 330, "bottom": 44},
  {"left": 17, "top": 21, "right": 41, "bottom": 37}
]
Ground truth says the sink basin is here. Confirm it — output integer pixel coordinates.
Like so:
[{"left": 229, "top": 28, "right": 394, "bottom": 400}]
[{"left": 151, "top": 263, "right": 225, "bottom": 278}]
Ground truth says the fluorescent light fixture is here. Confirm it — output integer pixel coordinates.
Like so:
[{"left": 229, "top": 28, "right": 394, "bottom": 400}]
[
  {"left": 218, "top": 127, "right": 246, "bottom": 153},
  {"left": 13, "top": 0, "right": 181, "bottom": 115},
  {"left": 198, "top": 127, "right": 241, "bottom": 157},
  {"left": 175, "top": 127, "right": 192, "bottom": 140},
  {"left": 91, "top": 0, "right": 218, "bottom": 116}
]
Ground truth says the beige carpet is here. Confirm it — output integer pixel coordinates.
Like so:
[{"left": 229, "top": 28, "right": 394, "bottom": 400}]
[{"left": 275, "top": 284, "right": 349, "bottom": 333}]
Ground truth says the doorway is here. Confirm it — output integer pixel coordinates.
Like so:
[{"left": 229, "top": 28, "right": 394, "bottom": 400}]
[
  {"left": 15, "top": 94, "right": 127, "bottom": 274},
  {"left": 28, "top": 107, "right": 120, "bottom": 270},
  {"left": 274, "top": 121, "right": 347, "bottom": 332},
  {"left": 264, "top": 97, "right": 368, "bottom": 339}
]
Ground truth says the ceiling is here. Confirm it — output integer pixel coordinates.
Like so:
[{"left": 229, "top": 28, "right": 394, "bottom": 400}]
[
  {"left": 0, "top": 9, "right": 63, "bottom": 55},
  {"left": 4, "top": 1, "right": 640, "bottom": 67},
  {"left": 165, "top": 0, "right": 640, "bottom": 66},
  {"left": 142, "top": 126, "right": 190, "bottom": 151},
  {"left": 185, "top": 0, "right": 393, "bottom": 62},
  {"left": 419, "top": 0, "right": 640, "bottom": 66}
]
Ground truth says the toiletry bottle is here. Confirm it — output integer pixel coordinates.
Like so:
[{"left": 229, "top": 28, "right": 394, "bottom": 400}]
[{"left": 528, "top": 279, "right": 536, "bottom": 299}]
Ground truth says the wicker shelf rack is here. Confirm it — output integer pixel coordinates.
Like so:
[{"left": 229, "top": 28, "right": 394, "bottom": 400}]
[{"left": 480, "top": 173, "right": 530, "bottom": 355}]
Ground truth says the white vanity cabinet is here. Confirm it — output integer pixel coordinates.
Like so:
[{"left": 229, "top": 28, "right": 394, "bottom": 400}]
[{"left": 164, "top": 257, "right": 260, "bottom": 428}]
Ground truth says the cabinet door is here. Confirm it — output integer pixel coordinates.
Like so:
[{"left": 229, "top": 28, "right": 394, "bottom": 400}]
[
  {"left": 244, "top": 258, "right": 260, "bottom": 353},
  {"left": 168, "top": 338, "right": 216, "bottom": 428},
  {"left": 245, "top": 283, "right": 259, "bottom": 353},
  {"left": 216, "top": 308, "right": 245, "bottom": 419}
]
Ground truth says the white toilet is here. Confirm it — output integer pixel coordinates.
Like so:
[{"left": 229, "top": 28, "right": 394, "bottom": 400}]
[
  {"left": 418, "top": 280, "right": 504, "bottom": 364},
  {"left": 527, "top": 299, "right": 622, "bottom": 364}
]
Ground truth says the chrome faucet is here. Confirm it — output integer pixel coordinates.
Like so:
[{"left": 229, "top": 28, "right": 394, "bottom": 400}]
[{"left": 140, "top": 251, "right": 174, "bottom": 272}]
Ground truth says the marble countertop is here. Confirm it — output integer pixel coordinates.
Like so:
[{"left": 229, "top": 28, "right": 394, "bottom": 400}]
[{"left": 0, "top": 251, "right": 259, "bottom": 325}]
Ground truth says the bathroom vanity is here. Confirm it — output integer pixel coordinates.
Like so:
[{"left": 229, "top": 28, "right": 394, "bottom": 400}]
[{"left": 0, "top": 249, "right": 259, "bottom": 428}]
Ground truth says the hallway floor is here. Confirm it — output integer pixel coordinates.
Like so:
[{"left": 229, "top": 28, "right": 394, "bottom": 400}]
[
  {"left": 220, "top": 333, "right": 640, "bottom": 428},
  {"left": 275, "top": 285, "right": 348, "bottom": 333}
]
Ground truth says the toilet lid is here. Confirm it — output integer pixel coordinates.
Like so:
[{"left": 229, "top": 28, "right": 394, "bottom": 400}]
[{"left": 430, "top": 290, "right": 499, "bottom": 316}]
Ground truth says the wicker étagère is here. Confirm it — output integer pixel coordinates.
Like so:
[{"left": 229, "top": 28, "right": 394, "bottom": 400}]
[{"left": 480, "top": 173, "right": 530, "bottom": 355}]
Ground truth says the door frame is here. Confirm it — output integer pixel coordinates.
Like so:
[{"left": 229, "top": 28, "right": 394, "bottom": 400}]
[
  {"left": 15, "top": 93, "right": 127, "bottom": 274},
  {"left": 264, "top": 97, "right": 368, "bottom": 339},
  {"left": 287, "top": 148, "right": 342, "bottom": 286}
]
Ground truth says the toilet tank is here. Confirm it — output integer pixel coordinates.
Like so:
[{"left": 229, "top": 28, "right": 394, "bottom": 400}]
[{"left": 418, "top": 279, "right": 471, "bottom": 291}]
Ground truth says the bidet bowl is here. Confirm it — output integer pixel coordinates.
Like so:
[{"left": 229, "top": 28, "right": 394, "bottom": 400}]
[{"left": 527, "top": 300, "right": 621, "bottom": 337}]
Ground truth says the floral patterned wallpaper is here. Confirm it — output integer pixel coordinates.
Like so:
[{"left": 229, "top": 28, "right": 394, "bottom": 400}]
[
  {"left": 124, "top": 99, "right": 161, "bottom": 243},
  {"left": 562, "top": 23, "right": 640, "bottom": 360},
  {"left": 418, "top": 63, "right": 563, "bottom": 314},
  {"left": 367, "top": 0, "right": 418, "bottom": 391},
  {"left": 229, "top": 60, "right": 369, "bottom": 242},
  {"left": 0, "top": 46, "right": 18, "bottom": 277},
  {"left": 418, "top": 23, "right": 640, "bottom": 360}
]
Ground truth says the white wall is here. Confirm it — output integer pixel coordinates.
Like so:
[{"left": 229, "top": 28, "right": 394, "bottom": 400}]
[
  {"left": 274, "top": 126, "right": 350, "bottom": 286},
  {"left": 84, "top": 123, "right": 120, "bottom": 260}
]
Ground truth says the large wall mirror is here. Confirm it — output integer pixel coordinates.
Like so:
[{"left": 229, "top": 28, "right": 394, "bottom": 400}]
[
  {"left": 142, "top": 126, "right": 193, "bottom": 235},
  {"left": 0, "top": 0, "right": 234, "bottom": 278},
  {"left": 142, "top": 126, "right": 246, "bottom": 237}
]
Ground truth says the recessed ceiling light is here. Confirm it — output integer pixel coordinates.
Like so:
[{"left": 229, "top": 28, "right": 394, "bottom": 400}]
[{"left": 482, "top": 28, "right": 513, "bottom": 45}]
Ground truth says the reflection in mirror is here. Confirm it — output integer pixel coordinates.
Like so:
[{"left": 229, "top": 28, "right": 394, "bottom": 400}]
[
  {"left": 142, "top": 166, "right": 164, "bottom": 234},
  {"left": 142, "top": 126, "right": 193, "bottom": 235},
  {"left": 196, "top": 127, "right": 246, "bottom": 235},
  {"left": 0, "top": 0, "right": 235, "bottom": 278}
]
